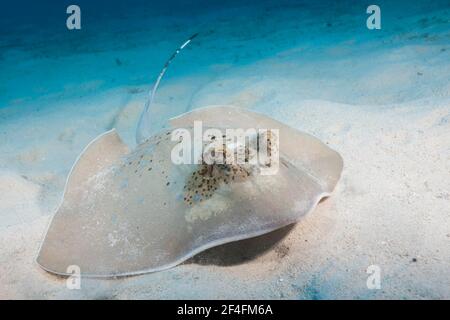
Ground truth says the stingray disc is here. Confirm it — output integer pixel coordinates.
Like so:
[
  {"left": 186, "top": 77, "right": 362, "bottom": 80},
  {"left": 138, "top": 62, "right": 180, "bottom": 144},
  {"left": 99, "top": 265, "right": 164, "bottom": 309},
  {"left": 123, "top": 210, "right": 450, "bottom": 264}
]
[{"left": 37, "top": 106, "right": 343, "bottom": 277}]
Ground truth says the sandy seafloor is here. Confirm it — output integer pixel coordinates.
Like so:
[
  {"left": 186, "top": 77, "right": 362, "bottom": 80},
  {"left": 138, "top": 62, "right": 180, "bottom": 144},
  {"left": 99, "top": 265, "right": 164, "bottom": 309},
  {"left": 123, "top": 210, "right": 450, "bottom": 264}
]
[{"left": 0, "top": 0, "right": 449, "bottom": 299}]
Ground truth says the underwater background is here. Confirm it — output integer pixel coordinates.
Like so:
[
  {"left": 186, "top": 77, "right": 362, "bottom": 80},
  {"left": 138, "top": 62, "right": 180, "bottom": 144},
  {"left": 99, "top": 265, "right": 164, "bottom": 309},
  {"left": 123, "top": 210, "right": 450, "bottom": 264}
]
[{"left": 0, "top": 0, "right": 449, "bottom": 299}]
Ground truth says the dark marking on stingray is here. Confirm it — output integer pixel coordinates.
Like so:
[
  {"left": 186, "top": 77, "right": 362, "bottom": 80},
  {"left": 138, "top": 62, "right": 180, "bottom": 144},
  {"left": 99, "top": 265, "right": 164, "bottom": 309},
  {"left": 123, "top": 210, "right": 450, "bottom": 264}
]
[{"left": 183, "top": 159, "right": 253, "bottom": 206}]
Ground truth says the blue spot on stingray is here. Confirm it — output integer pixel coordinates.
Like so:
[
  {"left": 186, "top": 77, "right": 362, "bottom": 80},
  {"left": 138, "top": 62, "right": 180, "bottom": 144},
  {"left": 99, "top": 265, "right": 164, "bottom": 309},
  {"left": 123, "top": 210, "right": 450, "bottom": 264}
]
[
  {"left": 111, "top": 213, "right": 118, "bottom": 225},
  {"left": 176, "top": 193, "right": 184, "bottom": 201},
  {"left": 120, "top": 178, "right": 129, "bottom": 190}
]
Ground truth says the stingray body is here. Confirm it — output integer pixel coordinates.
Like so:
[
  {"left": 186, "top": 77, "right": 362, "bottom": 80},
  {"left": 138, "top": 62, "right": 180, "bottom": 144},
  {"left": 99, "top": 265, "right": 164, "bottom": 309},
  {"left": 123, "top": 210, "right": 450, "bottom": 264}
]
[
  {"left": 37, "top": 35, "right": 343, "bottom": 277},
  {"left": 37, "top": 106, "right": 342, "bottom": 276}
]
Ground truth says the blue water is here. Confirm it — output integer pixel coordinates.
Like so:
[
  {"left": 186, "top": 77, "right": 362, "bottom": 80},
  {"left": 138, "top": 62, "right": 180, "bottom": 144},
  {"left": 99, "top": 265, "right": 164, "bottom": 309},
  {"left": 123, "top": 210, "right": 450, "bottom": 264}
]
[{"left": 1, "top": 0, "right": 449, "bottom": 112}]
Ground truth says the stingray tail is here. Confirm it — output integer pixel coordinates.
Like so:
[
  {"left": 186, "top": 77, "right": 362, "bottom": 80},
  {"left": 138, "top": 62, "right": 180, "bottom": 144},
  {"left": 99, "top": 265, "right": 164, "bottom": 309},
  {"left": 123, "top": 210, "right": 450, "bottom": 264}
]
[{"left": 136, "top": 33, "right": 199, "bottom": 143}]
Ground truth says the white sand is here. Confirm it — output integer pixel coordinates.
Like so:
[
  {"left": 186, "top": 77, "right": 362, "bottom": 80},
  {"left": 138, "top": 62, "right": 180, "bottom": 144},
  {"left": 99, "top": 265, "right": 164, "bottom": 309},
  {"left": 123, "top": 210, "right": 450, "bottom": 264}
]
[{"left": 0, "top": 2, "right": 449, "bottom": 299}]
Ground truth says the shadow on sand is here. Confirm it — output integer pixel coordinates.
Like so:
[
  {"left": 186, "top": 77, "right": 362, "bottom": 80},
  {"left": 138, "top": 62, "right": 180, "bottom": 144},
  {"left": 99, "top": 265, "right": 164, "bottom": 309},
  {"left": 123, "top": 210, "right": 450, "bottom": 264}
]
[{"left": 185, "top": 224, "right": 295, "bottom": 267}]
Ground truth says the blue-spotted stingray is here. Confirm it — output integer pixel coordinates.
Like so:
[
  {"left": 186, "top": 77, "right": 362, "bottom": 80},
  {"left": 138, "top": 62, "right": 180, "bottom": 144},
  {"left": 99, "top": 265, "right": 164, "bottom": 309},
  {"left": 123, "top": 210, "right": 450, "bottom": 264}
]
[{"left": 37, "top": 35, "right": 343, "bottom": 277}]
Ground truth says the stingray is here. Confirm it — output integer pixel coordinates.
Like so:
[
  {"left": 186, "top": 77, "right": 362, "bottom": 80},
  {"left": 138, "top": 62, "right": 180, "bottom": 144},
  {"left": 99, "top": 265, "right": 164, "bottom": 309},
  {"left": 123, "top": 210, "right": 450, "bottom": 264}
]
[{"left": 37, "top": 35, "right": 343, "bottom": 277}]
